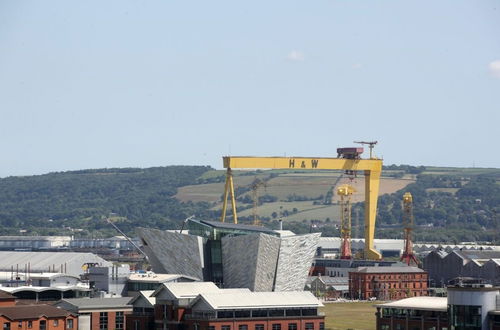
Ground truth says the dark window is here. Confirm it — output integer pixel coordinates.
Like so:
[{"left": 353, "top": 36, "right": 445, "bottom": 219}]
[
  {"left": 285, "top": 310, "right": 301, "bottom": 317},
  {"left": 319, "top": 323, "right": 324, "bottom": 330},
  {"left": 305, "top": 323, "right": 314, "bottom": 330},
  {"left": 27, "top": 322, "right": 32, "bottom": 329},
  {"left": 222, "top": 326, "right": 231, "bottom": 330},
  {"left": 288, "top": 324, "right": 297, "bottom": 330},
  {"left": 269, "top": 310, "right": 285, "bottom": 317},
  {"left": 208, "top": 327, "right": 216, "bottom": 330},
  {"left": 302, "top": 309, "right": 317, "bottom": 316},
  {"left": 3, "top": 323, "right": 10, "bottom": 330},
  {"left": 218, "top": 311, "right": 234, "bottom": 319},
  {"left": 235, "top": 311, "right": 251, "bottom": 318},
  {"left": 100, "top": 312, "right": 108, "bottom": 330},
  {"left": 255, "top": 324, "right": 265, "bottom": 330},
  {"left": 40, "top": 321, "right": 46, "bottom": 330},
  {"left": 67, "top": 319, "right": 74, "bottom": 329},
  {"left": 252, "top": 310, "right": 268, "bottom": 318},
  {"left": 116, "top": 311, "right": 124, "bottom": 330},
  {"left": 272, "top": 325, "right": 281, "bottom": 330},
  {"left": 239, "top": 325, "right": 248, "bottom": 330}
]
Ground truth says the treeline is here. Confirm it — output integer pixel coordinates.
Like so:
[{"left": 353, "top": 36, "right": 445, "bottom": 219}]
[
  {"left": 0, "top": 166, "right": 212, "bottom": 236},
  {"left": 372, "top": 174, "right": 500, "bottom": 243}
]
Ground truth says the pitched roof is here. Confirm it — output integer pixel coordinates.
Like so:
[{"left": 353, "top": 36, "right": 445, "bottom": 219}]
[
  {"left": 58, "top": 297, "right": 132, "bottom": 310},
  {"left": 193, "top": 291, "right": 323, "bottom": 310},
  {"left": 0, "top": 304, "right": 72, "bottom": 320},
  {"left": 353, "top": 266, "right": 424, "bottom": 274},
  {"left": 456, "top": 250, "right": 500, "bottom": 260},
  {"left": 153, "top": 282, "right": 220, "bottom": 299},
  {"left": 129, "top": 290, "right": 156, "bottom": 307}
]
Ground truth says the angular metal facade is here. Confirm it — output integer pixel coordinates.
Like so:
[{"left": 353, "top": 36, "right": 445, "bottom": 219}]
[
  {"left": 274, "top": 233, "right": 321, "bottom": 291},
  {"left": 136, "top": 228, "right": 205, "bottom": 280},
  {"left": 221, "top": 233, "right": 280, "bottom": 292},
  {"left": 137, "top": 227, "right": 320, "bottom": 292}
]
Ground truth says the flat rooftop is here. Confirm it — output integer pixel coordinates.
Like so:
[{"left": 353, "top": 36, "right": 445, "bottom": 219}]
[{"left": 375, "top": 297, "right": 447, "bottom": 311}]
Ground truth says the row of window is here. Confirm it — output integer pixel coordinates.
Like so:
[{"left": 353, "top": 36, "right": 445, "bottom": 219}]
[
  {"left": 99, "top": 311, "right": 124, "bottom": 330},
  {"left": 352, "top": 274, "right": 425, "bottom": 281},
  {"left": 2, "top": 319, "right": 74, "bottom": 330},
  {"left": 366, "top": 282, "right": 424, "bottom": 289},
  {"left": 201, "top": 322, "right": 324, "bottom": 330}
]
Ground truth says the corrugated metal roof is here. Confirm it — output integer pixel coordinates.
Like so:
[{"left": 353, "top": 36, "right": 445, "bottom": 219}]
[
  {"left": 195, "top": 291, "right": 323, "bottom": 310},
  {"left": 0, "top": 251, "right": 111, "bottom": 271},
  {"left": 376, "top": 297, "right": 447, "bottom": 311}
]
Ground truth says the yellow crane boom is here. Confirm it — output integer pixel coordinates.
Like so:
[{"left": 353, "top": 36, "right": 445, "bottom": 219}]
[{"left": 219, "top": 155, "right": 383, "bottom": 260}]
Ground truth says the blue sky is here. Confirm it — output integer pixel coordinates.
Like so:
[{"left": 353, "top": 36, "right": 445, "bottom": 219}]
[{"left": 0, "top": 0, "right": 499, "bottom": 177}]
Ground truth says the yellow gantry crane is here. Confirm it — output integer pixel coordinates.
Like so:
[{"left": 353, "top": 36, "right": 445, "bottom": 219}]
[
  {"left": 337, "top": 184, "right": 356, "bottom": 260},
  {"left": 219, "top": 146, "right": 383, "bottom": 260}
]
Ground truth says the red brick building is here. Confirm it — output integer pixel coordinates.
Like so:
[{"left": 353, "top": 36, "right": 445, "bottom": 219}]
[
  {"left": 349, "top": 266, "right": 428, "bottom": 300},
  {"left": 55, "top": 297, "right": 132, "bottom": 330},
  {"left": 151, "top": 282, "right": 325, "bottom": 330},
  {"left": 0, "top": 290, "right": 78, "bottom": 330}
]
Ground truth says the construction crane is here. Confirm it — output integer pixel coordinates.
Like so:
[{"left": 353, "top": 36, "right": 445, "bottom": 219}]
[
  {"left": 400, "top": 192, "right": 419, "bottom": 266},
  {"left": 337, "top": 184, "right": 355, "bottom": 259},
  {"left": 354, "top": 141, "right": 378, "bottom": 159},
  {"left": 219, "top": 146, "right": 383, "bottom": 260},
  {"left": 251, "top": 178, "right": 267, "bottom": 225}
]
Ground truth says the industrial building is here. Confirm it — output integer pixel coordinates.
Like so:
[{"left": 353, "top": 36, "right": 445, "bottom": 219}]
[
  {"left": 424, "top": 249, "right": 500, "bottom": 287},
  {"left": 137, "top": 219, "right": 320, "bottom": 291},
  {"left": 0, "top": 251, "right": 112, "bottom": 277}
]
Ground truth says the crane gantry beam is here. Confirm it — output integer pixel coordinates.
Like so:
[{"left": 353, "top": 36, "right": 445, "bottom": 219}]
[{"left": 219, "top": 155, "right": 383, "bottom": 260}]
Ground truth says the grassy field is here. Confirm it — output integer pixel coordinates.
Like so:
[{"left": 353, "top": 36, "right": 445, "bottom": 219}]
[
  {"left": 175, "top": 170, "right": 414, "bottom": 223},
  {"left": 322, "top": 302, "right": 379, "bottom": 330}
]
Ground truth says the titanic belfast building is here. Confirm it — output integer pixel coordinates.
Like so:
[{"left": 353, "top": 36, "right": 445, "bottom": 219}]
[{"left": 137, "top": 219, "right": 320, "bottom": 292}]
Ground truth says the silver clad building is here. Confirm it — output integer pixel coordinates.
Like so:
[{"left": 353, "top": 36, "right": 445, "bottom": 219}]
[
  {"left": 136, "top": 228, "right": 205, "bottom": 280},
  {"left": 137, "top": 219, "right": 320, "bottom": 292}
]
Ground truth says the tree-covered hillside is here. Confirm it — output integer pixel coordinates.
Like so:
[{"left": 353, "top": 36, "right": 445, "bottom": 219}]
[
  {"left": 0, "top": 166, "right": 212, "bottom": 236},
  {"left": 0, "top": 164, "right": 499, "bottom": 244}
]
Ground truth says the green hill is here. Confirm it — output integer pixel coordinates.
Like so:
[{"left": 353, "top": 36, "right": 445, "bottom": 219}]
[
  {"left": 0, "top": 166, "right": 212, "bottom": 236},
  {"left": 0, "top": 164, "right": 498, "bottom": 243}
]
